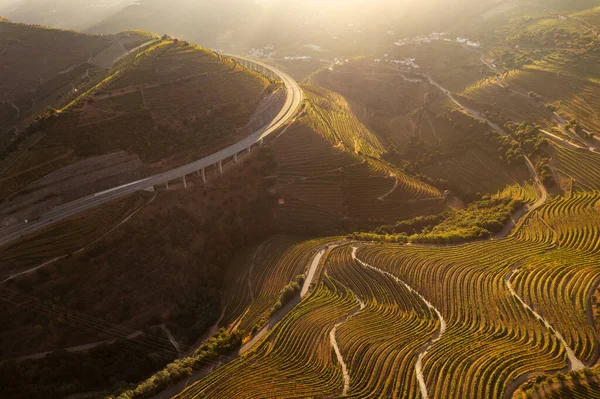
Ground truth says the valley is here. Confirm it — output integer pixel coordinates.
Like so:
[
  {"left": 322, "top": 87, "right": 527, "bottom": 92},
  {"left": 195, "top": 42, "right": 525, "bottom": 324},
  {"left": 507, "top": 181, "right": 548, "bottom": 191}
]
[{"left": 3, "top": 1, "right": 600, "bottom": 399}]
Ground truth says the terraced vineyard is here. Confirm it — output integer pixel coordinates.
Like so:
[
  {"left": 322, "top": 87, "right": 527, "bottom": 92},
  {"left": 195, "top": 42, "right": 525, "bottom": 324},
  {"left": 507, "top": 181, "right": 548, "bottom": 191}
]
[
  {"left": 495, "top": 182, "right": 538, "bottom": 203},
  {"left": 175, "top": 277, "right": 358, "bottom": 399},
  {"left": 506, "top": 67, "right": 600, "bottom": 134},
  {"left": 327, "top": 246, "right": 439, "bottom": 398},
  {"left": 460, "top": 76, "right": 553, "bottom": 128},
  {"left": 11, "top": 4, "right": 600, "bottom": 398},
  {"left": 419, "top": 145, "right": 531, "bottom": 196},
  {"left": 221, "top": 237, "right": 334, "bottom": 333},
  {"left": 355, "top": 240, "right": 574, "bottom": 399},
  {"left": 302, "top": 85, "right": 385, "bottom": 157},
  {"left": 271, "top": 90, "right": 444, "bottom": 231},
  {"left": 551, "top": 144, "right": 600, "bottom": 192},
  {"left": 527, "top": 371, "right": 600, "bottom": 398},
  {"left": 516, "top": 192, "right": 600, "bottom": 253},
  {"left": 177, "top": 218, "right": 600, "bottom": 399},
  {"left": 511, "top": 249, "right": 599, "bottom": 363}
]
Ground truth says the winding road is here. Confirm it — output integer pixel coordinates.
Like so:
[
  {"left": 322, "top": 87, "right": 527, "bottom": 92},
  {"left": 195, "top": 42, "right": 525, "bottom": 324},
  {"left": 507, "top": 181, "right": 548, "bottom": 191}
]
[
  {"left": 0, "top": 56, "right": 302, "bottom": 248},
  {"left": 330, "top": 297, "right": 365, "bottom": 396},
  {"left": 426, "top": 73, "right": 549, "bottom": 234}
]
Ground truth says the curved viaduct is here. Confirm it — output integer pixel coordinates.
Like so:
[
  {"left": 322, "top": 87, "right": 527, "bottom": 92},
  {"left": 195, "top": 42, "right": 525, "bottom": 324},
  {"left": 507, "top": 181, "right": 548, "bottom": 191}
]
[{"left": 0, "top": 56, "right": 303, "bottom": 248}]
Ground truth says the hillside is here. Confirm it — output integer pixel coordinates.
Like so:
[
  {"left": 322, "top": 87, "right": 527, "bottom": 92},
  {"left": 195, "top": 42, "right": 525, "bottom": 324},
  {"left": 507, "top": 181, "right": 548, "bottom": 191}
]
[
  {"left": 0, "top": 37, "right": 279, "bottom": 230},
  {"left": 0, "top": 19, "right": 123, "bottom": 144},
  {"left": 311, "top": 59, "right": 531, "bottom": 198},
  {"left": 270, "top": 85, "right": 444, "bottom": 234},
  {"left": 0, "top": 144, "right": 279, "bottom": 399}
]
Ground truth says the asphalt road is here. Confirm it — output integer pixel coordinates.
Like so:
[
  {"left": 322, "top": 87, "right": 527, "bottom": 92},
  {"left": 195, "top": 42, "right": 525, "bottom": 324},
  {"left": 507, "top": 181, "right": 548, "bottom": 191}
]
[{"left": 0, "top": 56, "right": 303, "bottom": 248}]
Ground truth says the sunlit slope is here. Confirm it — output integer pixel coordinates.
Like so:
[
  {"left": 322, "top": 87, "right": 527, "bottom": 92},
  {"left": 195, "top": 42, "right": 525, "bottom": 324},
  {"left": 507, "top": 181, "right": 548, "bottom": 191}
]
[
  {"left": 311, "top": 60, "right": 531, "bottom": 197},
  {"left": 0, "top": 39, "right": 274, "bottom": 200},
  {"left": 459, "top": 77, "right": 553, "bottom": 128},
  {"left": 302, "top": 85, "right": 385, "bottom": 157},
  {"left": 176, "top": 244, "right": 436, "bottom": 399},
  {"left": 272, "top": 86, "right": 443, "bottom": 232},
  {"left": 175, "top": 277, "right": 357, "bottom": 399},
  {"left": 516, "top": 191, "right": 600, "bottom": 254},
  {"left": 550, "top": 143, "right": 600, "bottom": 192},
  {"left": 355, "top": 240, "right": 574, "bottom": 399},
  {"left": 327, "top": 246, "right": 439, "bottom": 398},
  {"left": 507, "top": 67, "right": 600, "bottom": 134},
  {"left": 459, "top": 49, "right": 600, "bottom": 136}
]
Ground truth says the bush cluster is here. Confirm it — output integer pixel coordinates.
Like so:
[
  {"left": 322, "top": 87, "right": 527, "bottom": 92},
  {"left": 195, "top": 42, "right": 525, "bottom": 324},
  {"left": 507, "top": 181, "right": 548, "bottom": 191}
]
[
  {"left": 349, "top": 197, "right": 525, "bottom": 244},
  {"left": 273, "top": 274, "right": 305, "bottom": 311},
  {"left": 116, "top": 329, "right": 244, "bottom": 399}
]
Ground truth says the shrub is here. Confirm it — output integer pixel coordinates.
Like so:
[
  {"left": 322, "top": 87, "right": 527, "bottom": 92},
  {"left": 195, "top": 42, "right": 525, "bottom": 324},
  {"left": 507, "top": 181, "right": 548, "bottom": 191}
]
[{"left": 117, "top": 329, "right": 244, "bottom": 399}]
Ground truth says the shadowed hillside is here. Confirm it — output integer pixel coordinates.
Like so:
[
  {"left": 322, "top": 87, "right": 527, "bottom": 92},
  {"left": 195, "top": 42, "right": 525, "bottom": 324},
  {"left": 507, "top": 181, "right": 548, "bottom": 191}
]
[{"left": 0, "top": 19, "right": 128, "bottom": 143}]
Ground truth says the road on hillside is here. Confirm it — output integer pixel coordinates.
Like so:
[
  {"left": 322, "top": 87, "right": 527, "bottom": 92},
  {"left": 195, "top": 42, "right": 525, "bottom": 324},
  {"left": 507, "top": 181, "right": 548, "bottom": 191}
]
[
  {"left": 0, "top": 56, "right": 303, "bottom": 248},
  {"left": 151, "top": 241, "right": 344, "bottom": 399},
  {"left": 541, "top": 129, "right": 598, "bottom": 153},
  {"left": 426, "top": 74, "right": 549, "bottom": 237}
]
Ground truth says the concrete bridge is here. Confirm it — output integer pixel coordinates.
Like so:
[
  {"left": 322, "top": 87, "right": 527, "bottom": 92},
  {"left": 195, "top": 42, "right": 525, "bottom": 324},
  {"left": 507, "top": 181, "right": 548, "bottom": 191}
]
[{"left": 0, "top": 56, "right": 303, "bottom": 248}]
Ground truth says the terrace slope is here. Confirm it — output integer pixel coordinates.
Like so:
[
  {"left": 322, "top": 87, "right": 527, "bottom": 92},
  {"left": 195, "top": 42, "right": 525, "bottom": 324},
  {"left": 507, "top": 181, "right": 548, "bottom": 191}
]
[
  {"left": 354, "top": 238, "right": 599, "bottom": 399},
  {"left": 271, "top": 86, "right": 444, "bottom": 233}
]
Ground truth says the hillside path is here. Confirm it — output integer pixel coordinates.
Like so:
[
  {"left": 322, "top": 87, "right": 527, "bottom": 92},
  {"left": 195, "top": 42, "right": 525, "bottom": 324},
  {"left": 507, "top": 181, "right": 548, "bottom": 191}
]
[{"left": 352, "top": 247, "right": 446, "bottom": 399}]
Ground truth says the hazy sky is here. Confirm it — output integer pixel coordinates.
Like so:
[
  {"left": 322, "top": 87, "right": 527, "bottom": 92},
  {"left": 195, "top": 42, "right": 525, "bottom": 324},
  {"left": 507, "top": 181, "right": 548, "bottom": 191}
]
[{"left": 0, "top": 0, "right": 497, "bottom": 53}]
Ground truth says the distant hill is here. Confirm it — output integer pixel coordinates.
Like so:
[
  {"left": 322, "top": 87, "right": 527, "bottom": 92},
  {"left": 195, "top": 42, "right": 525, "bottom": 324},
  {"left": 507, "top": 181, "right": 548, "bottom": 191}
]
[
  {"left": 0, "top": 0, "right": 136, "bottom": 32},
  {"left": 1, "top": 0, "right": 502, "bottom": 56},
  {"left": 0, "top": 19, "right": 155, "bottom": 149},
  {"left": 87, "top": 0, "right": 262, "bottom": 50}
]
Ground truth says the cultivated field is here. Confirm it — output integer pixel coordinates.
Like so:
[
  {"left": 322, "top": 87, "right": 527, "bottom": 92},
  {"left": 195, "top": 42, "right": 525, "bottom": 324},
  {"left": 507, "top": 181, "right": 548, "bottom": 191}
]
[{"left": 271, "top": 88, "right": 444, "bottom": 232}]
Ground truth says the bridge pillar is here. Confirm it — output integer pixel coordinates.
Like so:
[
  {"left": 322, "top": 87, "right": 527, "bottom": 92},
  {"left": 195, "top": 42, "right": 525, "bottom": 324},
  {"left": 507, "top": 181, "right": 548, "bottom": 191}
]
[
  {"left": 234, "top": 153, "right": 238, "bottom": 164},
  {"left": 165, "top": 181, "right": 169, "bottom": 191},
  {"left": 201, "top": 168, "right": 206, "bottom": 183},
  {"left": 182, "top": 175, "right": 188, "bottom": 189},
  {"left": 260, "top": 138, "right": 265, "bottom": 146},
  {"left": 218, "top": 160, "right": 223, "bottom": 174},
  {"left": 247, "top": 146, "right": 252, "bottom": 154}
]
